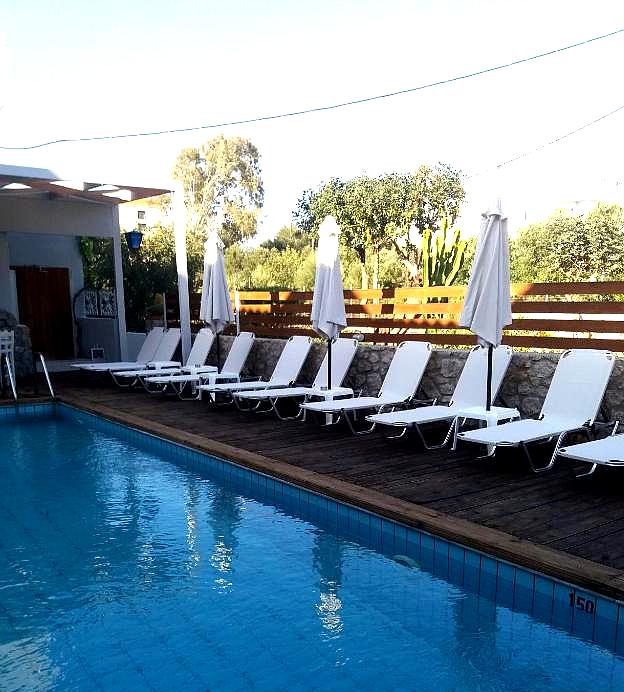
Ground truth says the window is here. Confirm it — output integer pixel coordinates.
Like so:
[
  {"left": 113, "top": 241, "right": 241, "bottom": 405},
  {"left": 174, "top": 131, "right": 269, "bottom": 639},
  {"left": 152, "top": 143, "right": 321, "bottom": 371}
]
[{"left": 137, "top": 210, "right": 146, "bottom": 220}]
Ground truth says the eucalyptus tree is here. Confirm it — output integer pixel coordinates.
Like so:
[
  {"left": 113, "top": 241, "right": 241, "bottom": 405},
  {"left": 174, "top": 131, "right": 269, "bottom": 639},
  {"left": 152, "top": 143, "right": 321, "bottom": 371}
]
[{"left": 172, "top": 134, "right": 264, "bottom": 247}]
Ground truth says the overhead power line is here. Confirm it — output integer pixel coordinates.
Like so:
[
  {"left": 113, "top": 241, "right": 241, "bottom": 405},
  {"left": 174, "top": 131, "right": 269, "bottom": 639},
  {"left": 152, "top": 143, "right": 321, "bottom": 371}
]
[
  {"left": 1, "top": 27, "right": 623, "bottom": 150},
  {"left": 485, "top": 102, "right": 624, "bottom": 173}
]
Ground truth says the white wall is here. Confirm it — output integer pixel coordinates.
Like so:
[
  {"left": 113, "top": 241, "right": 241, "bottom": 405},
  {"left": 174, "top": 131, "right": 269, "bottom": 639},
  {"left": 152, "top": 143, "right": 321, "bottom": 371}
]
[
  {"left": 0, "top": 196, "right": 116, "bottom": 238},
  {"left": 0, "top": 233, "right": 11, "bottom": 313}
]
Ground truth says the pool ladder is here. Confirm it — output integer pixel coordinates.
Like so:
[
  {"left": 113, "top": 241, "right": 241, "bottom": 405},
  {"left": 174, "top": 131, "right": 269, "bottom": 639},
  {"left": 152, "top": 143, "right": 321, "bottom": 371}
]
[
  {"left": 0, "top": 352, "right": 55, "bottom": 400},
  {"left": 36, "top": 353, "right": 55, "bottom": 398},
  {"left": 0, "top": 352, "right": 17, "bottom": 400}
]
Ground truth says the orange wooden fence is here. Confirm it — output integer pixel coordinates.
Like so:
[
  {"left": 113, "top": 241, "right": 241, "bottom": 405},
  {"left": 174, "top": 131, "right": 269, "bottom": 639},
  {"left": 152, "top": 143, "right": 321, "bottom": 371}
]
[{"left": 157, "top": 281, "right": 624, "bottom": 351}]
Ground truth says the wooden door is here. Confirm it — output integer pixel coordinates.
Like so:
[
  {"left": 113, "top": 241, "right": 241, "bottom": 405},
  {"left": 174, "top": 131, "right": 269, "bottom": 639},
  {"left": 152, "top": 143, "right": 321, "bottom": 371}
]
[{"left": 14, "top": 266, "right": 75, "bottom": 359}]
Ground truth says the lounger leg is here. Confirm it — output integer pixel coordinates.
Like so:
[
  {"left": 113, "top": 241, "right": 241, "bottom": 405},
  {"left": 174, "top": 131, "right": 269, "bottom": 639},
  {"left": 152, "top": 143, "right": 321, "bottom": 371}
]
[
  {"left": 411, "top": 420, "right": 456, "bottom": 450},
  {"left": 273, "top": 398, "right": 305, "bottom": 421},
  {"left": 253, "top": 398, "right": 278, "bottom": 414},
  {"left": 233, "top": 395, "right": 261, "bottom": 412},
  {"left": 177, "top": 381, "right": 202, "bottom": 401},
  {"left": 527, "top": 429, "right": 590, "bottom": 473},
  {"left": 574, "top": 462, "right": 598, "bottom": 478},
  {"left": 145, "top": 380, "right": 168, "bottom": 394},
  {"left": 383, "top": 425, "right": 408, "bottom": 440},
  {"left": 110, "top": 372, "right": 139, "bottom": 388},
  {"left": 344, "top": 412, "right": 376, "bottom": 435}
]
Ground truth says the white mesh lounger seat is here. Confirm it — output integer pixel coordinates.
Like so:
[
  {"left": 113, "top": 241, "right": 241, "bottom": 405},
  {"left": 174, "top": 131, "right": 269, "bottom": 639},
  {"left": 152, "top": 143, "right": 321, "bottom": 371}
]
[
  {"left": 559, "top": 429, "right": 624, "bottom": 477},
  {"left": 71, "top": 327, "right": 164, "bottom": 372},
  {"left": 147, "top": 332, "right": 255, "bottom": 399},
  {"left": 109, "top": 329, "right": 181, "bottom": 386},
  {"left": 233, "top": 337, "right": 358, "bottom": 418},
  {"left": 456, "top": 349, "right": 615, "bottom": 473},
  {"left": 197, "top": 335, "right": 312, "bottom": 404},
  {"left": 365, "top": 345, "right": 514, "bottom": 449},
  {"left": 111, "top": 328, "right": 214, "bottom": 389},
  {"left": 300, "top": 341, "right": 432, "bottom": 434}
]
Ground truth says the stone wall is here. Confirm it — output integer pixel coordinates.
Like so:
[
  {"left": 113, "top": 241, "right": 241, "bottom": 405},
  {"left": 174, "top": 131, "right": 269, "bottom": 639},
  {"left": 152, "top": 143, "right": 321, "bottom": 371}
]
[
  {"left": 0, "top": 309, "right": 33, "bottom": 378},
  {"left": 211, "top": 335, "right": 624, "bottom": 421}
]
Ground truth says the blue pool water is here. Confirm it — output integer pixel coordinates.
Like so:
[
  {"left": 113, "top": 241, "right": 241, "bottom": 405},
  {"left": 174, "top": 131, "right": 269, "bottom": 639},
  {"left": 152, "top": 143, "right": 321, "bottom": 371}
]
[{"left": 1, "top": 408, "right": 623, "bottom": 691}]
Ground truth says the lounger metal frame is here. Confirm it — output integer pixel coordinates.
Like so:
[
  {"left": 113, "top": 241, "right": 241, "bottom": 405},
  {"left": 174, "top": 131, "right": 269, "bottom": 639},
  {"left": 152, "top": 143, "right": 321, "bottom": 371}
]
[
  {"left": 456, "top": 349, "right": 615, "bottom": 473},
  {"left": 300, "top": 341, "right": 433, "bottom": 435}
]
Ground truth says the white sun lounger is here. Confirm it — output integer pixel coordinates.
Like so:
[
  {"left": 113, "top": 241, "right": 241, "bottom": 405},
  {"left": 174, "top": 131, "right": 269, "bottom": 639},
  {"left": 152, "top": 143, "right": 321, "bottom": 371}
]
[
  {"left": 365, "top": 345, "right": 514, "bottom": 449},
  {"left": 233, "top": 337, "right": 359, "bottom": 418},
  {"left": 456, "top": 349, "right": 615, "bottom": 472},
  {"left": 300, "top": 341, "right": 432, "bottom": 434},
  {"left": 106, "top": 328, "right": 180, "bottom": 383},
  {"left": 197, "top": 335, "right": 312, "bottom": 403},
  {"left": 147, "top": 331, "right": 255, "bottom": 398},
  {"left": 110, "top": 328, "right": 216, "bottom": 388},
  {"left": 71, "top": 327, "right": 164, "bottom": 372},
  {"left": 559, "top": 428, "right": 624, "bottom": 477}
]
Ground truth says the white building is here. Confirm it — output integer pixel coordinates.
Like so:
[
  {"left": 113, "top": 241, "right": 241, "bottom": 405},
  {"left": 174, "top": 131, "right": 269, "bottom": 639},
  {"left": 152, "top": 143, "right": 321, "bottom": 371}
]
[{"left": 0, "top": 164, "right": 191, "bottom": 363}]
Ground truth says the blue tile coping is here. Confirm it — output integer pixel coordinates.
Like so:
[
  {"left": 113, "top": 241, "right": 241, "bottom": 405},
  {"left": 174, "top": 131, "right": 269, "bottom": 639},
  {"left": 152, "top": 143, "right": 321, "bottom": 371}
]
[{"left": 3, "top": 399, "right": 624, "bottom": 656}]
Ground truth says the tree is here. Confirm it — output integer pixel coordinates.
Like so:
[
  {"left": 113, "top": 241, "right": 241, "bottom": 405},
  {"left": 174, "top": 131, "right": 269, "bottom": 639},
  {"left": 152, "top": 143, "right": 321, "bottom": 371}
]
[
  {"left": 293, "top": 164, "right": 466, "bottom": 287},
  {"left": 511, "top": 203, "right": 624, "bottom": 282},
  {"left": 80, "top": 224, "right": 179, "bottom": 331},
  {"left": 261, "top": 224, "right": 311, "bottom": 251},
  {"left": 172, "top": 134, "right": 264, "bottom": 247},
  {"left": 386, "top": 164, "right": 465, "bottom": 285}
]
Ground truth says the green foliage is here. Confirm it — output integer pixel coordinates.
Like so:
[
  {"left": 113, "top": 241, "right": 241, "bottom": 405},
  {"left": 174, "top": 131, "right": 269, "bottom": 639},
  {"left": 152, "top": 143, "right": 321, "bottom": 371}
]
[
  {"left": 294, "top": 164, "right": 466, "bottom": 287},
  {"left": 80, "top": 225, "right": 186, "bottom": 331},
  {"left": 455, "top": 236, "right": 477, "bottom": 284},
  {"left": 261, "top": 225, "right": 311, "bottom": 251},
  {"left": 511, "top": 203, "right": 624, "bottom": 282},
  {"left": 421, "top": 219, "right": 467, "bottom": 287},
  {"left": 80, "top": 237, "right": 114, "bottom": 289},
  {"left": 172, "top": 134, "right": 264, "bottom": 247}
]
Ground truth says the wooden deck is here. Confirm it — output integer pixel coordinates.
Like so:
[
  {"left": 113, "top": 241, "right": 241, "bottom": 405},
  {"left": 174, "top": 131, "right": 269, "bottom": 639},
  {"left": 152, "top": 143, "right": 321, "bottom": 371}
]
[{"left": 10, "top": 373, "right": 624, "bottom": 600}]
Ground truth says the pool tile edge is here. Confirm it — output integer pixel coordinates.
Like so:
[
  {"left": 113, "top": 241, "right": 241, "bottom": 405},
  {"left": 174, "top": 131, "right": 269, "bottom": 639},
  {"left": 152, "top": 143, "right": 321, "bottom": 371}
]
[{"left": 56, "top": 394, "right": 624, "bottom": 607}]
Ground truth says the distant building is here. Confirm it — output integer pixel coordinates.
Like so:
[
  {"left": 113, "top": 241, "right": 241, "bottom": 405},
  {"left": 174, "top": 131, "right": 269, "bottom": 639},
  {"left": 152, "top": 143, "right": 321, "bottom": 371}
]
[{"left": 118, "top": 197, "right": 170, "bottom": 233}]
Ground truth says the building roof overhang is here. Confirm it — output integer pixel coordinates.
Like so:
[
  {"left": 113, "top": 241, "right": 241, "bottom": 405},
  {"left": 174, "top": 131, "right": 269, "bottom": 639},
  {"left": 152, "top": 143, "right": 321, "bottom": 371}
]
[{"left": 0, "top": 164, "right": 170, "bottom": 205}]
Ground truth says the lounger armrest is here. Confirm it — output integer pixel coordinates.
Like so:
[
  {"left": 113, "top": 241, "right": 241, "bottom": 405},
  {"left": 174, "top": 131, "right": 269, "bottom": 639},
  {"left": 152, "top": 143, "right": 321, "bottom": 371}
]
[
  {"left": 181, "top": 365, "right": 217, "bottom": 374},
  {"left": 147, "top": 361, "right": 181, "bottom": 369},
  {"left": 393, "top": 397, "right": 437, "bottom": 410}
]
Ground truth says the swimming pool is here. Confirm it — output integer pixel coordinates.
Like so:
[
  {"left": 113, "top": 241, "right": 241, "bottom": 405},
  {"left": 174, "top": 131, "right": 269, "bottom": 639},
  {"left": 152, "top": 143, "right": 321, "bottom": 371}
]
[{"left": 1, "top": 403, "right": 623, "bottom": 691}]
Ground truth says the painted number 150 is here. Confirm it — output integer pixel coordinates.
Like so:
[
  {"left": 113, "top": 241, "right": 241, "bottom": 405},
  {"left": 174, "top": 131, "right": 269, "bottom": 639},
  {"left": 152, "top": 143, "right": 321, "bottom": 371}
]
[{"left": 569, "top": 591, "right": 595, "bottom": 614}]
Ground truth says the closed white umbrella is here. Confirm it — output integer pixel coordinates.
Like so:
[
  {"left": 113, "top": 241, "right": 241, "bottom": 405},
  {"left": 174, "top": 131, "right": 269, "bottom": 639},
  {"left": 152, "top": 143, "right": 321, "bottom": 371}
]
[
  {"left": 459, "top": 199, "right": 512, "bottom": 410},
  {"left": 199, "top": 228, "right": 234, "bottom": 370},
  {"left": 311, "top": 216, "right": 347, "bottom": 390}
]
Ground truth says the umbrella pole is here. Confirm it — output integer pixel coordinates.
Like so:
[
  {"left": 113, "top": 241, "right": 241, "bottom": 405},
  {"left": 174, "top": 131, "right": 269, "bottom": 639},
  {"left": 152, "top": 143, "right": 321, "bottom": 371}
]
[
  {"left": 486, "top": 345, "right": 493, "bottom": 411},
  {"left": 216, "top": 333, "right": 221, "bottom": 373},
  {"left": 327, "top": 338, "right": 332, "bottom": 390}
]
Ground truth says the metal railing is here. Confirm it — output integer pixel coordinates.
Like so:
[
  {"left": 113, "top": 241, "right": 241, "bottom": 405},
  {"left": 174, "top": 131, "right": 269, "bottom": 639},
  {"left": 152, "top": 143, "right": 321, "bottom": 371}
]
[
  {"left": 37, "top": 353, "right": 55, "bottom": 398},
  {"left": 0, "top": 352, "right": 17, "bottom": 400}
]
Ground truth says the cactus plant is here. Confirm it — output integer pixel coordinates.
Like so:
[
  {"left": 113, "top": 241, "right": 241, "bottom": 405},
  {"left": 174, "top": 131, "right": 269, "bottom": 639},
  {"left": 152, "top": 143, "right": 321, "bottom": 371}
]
[{"left": 421, "top": 218, "right": 467, "bottom": 288}]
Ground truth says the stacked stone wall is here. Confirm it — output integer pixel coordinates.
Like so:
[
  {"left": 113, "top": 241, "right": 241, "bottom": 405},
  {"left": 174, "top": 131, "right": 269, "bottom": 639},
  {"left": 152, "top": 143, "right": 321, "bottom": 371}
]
[
  {"left": 0, "top": 309, "right": 32, "bottom": 378},
  {"left": 212, "top": 336, "right": 624, "bottom": 419}
]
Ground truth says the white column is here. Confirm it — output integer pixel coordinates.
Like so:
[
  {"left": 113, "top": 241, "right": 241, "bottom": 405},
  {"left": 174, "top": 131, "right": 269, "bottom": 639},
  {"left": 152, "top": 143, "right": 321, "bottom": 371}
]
[
  {"left": 0, "top": 233, "right": 12, "bottom": 314},
  {"left": 173, "top": 184, "right": 191, "bottom": 362},
  {"left": 111, "top": 207, "right": 128, "bottom": 360}
]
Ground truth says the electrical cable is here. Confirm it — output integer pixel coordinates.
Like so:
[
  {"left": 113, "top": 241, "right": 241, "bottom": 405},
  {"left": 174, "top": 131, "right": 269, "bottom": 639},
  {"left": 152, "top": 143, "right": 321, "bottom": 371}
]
[{"left": 1, "top": 27, "right": 622, "bottom": 150}]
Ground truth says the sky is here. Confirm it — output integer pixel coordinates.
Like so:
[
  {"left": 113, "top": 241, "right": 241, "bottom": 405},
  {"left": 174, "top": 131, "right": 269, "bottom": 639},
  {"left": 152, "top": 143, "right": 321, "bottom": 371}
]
[{"left": 1, "top": 0, "right": 623, "bottom": 241}]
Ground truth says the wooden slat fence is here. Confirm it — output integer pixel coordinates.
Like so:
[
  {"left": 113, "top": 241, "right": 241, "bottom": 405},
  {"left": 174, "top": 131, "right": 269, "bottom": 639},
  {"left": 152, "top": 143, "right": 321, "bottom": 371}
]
[{"left": 156, "top": 281, "right": 624, "bottom": 351}]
